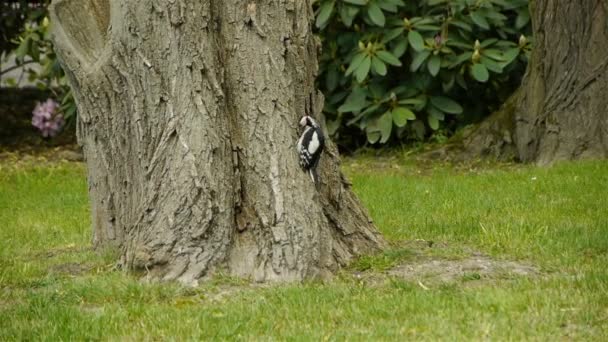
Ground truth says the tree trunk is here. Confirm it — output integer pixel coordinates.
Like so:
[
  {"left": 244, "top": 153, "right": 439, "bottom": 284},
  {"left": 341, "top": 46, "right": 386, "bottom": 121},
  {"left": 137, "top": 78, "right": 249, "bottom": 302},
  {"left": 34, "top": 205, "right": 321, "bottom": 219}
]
[
  {"left": 456, "top": 0, "right": 608, "bottom": 164},
  {"left": 50, "top": 0, "right": 385, "bottom": 284}
]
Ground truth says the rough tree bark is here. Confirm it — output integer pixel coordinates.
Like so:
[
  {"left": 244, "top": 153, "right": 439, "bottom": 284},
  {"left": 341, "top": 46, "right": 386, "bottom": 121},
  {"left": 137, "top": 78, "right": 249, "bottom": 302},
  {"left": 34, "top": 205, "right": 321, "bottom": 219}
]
[
  {"left": 50, "top": 0, "right": 385, "bottom": 284},
  {"left": 455, "top": 0, "right": 608, "bottom": 164}
]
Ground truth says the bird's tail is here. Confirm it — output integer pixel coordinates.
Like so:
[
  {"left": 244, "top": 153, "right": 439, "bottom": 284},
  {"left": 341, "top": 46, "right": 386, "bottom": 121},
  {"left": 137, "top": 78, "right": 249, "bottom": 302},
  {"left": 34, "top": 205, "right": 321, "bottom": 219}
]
[{"left": 309, "top": 168, "right": 319, "bottom": 188}]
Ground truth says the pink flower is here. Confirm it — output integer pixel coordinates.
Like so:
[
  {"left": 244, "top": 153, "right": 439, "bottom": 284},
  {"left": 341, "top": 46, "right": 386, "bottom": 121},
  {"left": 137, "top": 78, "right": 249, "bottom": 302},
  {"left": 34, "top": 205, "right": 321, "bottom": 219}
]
[{"left": 32, "top": 99, "right": 64, "bottom": 138}]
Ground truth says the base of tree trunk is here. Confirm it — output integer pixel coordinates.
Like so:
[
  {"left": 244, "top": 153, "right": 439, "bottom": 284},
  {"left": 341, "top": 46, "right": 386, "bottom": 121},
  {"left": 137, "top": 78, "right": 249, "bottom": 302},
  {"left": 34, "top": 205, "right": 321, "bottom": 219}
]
[{"left": 423, "top": 93, "right": 520, "bottom": 163}]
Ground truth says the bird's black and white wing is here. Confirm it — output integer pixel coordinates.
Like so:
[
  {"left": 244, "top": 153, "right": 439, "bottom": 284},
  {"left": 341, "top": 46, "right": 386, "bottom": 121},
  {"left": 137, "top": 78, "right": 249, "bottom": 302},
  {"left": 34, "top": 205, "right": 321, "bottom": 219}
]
[{"left": 297, "top": 126, "right": 323, "bottom": 170}]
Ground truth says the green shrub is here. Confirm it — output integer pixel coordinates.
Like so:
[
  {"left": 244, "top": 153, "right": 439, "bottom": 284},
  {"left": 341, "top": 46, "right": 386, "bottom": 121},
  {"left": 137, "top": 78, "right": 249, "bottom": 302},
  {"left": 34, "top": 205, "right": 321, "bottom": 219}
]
[
  {"left": 2, "top": 0, "right": 532, "bottom": 147},
  {"left": 1, "top": 0, "right": 75, "bottom": 126},
  {"left": 0, "top": 1, "right": 46, "bottom": 53},
  {"left": 316, "top": 0, "right": 532, "bottom": 147}
]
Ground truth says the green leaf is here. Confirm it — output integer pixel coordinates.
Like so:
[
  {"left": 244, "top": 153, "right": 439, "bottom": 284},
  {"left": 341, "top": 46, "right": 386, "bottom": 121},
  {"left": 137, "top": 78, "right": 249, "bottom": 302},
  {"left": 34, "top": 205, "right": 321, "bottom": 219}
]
[
  {"left": 376, "top": 50, "right": 402, "bottom": 66},
  {"left": 361, "top": 103, "right": 380, "bottom": 116},
  {"left": 471, "top": 63, "right": 490, "bottom": 82},
  {"left": 481, "top": 38, "right": 499, "bottom": 48},
  {"left": 480, "top": 56, "right": 503, "bottom": 73},
  {"left": 483, "top": 8, "right": 508, "bottom": 22},
  {"left": 29, "top": 33, "right": 40, "bottom": 42},
  {"left": 410, "top": 50, "right": 430, "bottom": 72},
  {"left": 338, "top": 87, "right": 368, "bottom": 112},
  {"left": 368, "top": 83, "right": 386, "bottom": 99},
  {"left": 377, "top": 0, "right": 398, "bottom": 12},
  {"left": 355, "top": 55, "right": 372, "bottom": 82},
  {"left": 398, "top": 97, "right": 426, "bottom": 106},
  {"left": 414, "top": 24, "right": 441, "bottom": 31},
  {"left": 430, "top": 96, "right": 463, "bottom": 114},
  {"left": 428, "top": 106, "right": 445, "bottom": 120},
  {"left": 448, "top": 51, "right": 473, "bottom": 68},
  {"left": 427, "top": 54, "right": 441, "bottom": 76},
  {"left": 367, "top": 2, "right": 386, "bottom": 27},
  {"left": 378, "top": 111, "right": 393, "bottom": 143},
  {"left": 392, "top": 38, "right": 408, "bottom": 58},
  {"left": 446, "top": 40, "right": 473, "bottom": 50},
  {"left": 490, "top": 0, "right": 511, "bottom": 6},
  {"left": 347, "top": 103, "right": 380, "bottom": 125},
  {"left": 15, "top": 38, "right": 31, "bottom": 59},
  {"left": 62, "top": 104, "right": 77, "bottom": 119},
  {"left": 450, "top": 19, "right": 472, "bottom": 32},
  {"left": 366, "top": 130, "right": 381, "bottom": 144},
  {"left": 515, "top": 8, "right": 530, "bottom": 29},
  {"left": 427, "top": 116, "right": 439, "bottom": 130},
  {"left": 343, "top": 0, "right": 367, "bottom": 5},
  {"left": 392, "top": 107, "right": 416, "bottom": 127},
  {"left": 482, "top": 49, "right": 504, "bottom": 61},
  {"left": 371, "top": 57, "right": 387, "bottom": 76},
  {"left": 328, "top": 91, "right": 348, "bottom": 105},
  {"left": 391, "top": 86, "right": 412, "bottom": 96},
  {"left": 502, "top": 48, "right": 520, "bottom": 65},
  {"left": 407, "top": 30, "right": 425, "bottom": 52},
  {"left": 470, "top": 11, "right": 490, "bottom": 30},
  {"left": 382, "top": 27, "right": 404, "bottom": 43},
  {"left": 345, "top": 53, "right": 366, "bottom": 76},
  {"left": 315, "top": 1, "right": 335, "bottom": 28},
  {"left": 409, "top": 17, "right": 433, "bottom": 25},
  {"left": 339, "top": 5, "right": 359, "bottom": 27}
]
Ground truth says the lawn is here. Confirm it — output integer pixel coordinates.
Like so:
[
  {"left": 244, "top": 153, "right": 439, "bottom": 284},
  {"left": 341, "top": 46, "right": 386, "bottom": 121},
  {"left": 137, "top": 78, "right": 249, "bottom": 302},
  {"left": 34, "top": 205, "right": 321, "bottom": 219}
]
[{"left": 1, "top": 157, "right": 607, "bottom": 340}]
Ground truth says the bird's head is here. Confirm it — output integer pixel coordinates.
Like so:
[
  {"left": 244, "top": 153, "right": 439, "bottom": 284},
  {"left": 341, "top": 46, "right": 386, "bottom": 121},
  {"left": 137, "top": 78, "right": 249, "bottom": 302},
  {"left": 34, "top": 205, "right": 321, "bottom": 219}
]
[{"left": 299, "top": 115, "right": 318, "bottom": 128}]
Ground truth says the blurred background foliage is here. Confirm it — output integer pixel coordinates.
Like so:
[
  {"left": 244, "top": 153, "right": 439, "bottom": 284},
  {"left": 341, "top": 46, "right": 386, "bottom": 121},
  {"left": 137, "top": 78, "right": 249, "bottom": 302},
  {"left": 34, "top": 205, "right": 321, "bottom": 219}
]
[
  {"left": 1, "top": 0, "right": 531, "bottom": 149},
  {"left": 1, "top": 0, "right": 47, "bottom": 53},
  {"left": 0, "top": 0, "right": 75, "bottom": 131},
  {"left": 315, "top": 0, "right": 531, "bottom": 150}
]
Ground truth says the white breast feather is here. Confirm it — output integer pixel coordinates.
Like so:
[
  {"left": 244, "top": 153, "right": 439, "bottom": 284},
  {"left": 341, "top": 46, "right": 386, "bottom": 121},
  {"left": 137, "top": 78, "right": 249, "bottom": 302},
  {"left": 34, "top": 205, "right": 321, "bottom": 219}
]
[{"left": 308, "top": 131, "right": 320, "bottom": 154}]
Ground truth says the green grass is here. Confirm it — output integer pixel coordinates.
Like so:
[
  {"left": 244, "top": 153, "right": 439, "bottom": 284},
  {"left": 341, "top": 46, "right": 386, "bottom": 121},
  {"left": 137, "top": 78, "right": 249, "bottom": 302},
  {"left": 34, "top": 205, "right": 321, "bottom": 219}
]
[{"left": 1, "top": 158, "right": 607, "bottom": 340}]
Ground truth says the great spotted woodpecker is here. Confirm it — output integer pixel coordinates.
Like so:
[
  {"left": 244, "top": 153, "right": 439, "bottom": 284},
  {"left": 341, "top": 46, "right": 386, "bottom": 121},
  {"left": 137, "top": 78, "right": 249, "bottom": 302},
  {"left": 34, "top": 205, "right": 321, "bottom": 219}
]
[{"left": 297, "top": 115, "right": 325, "bottom": 185}]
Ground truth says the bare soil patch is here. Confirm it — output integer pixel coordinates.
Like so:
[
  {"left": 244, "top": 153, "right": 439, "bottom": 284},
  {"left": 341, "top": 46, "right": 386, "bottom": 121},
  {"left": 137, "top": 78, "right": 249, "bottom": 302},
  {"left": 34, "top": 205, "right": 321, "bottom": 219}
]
[
  {"left": 0, "top": 145, "right": 82, "bottom": 164},
  {"left": 49, "top": 262, "right": 94, "bottom": 276},
  {"left": 354, "top": 240, "right": 540, "bottom": 287},
  {"left": 388, "top": 256, "right": 538, "bottom": 284}
]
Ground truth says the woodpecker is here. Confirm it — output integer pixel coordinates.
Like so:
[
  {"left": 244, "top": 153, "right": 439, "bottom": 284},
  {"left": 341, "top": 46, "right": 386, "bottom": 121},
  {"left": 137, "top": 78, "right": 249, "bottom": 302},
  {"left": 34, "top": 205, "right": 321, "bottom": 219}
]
[{"left": 297, "top": 115, "right": 325, "bottom": 185}]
